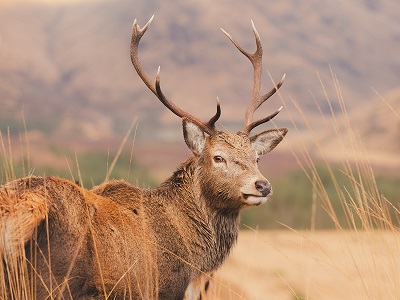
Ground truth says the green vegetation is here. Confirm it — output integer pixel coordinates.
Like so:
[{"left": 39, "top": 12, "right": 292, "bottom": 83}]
[
  {"left": 241, "top": 165, "right": 400, "bottom": 230},
  {"left": 73, "top": 151, "right": 156, "bottom": 188},
  {"left": 0, "top": 151, "right": 156, "bottom": 189},
  {"left": 0, "top": 117, "right": 59, "bottom": 136},
  {"left": 3, "top": 145, "right": 399, "bottom": 231}
]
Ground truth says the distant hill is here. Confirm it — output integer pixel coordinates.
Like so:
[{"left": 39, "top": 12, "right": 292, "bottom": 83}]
[
  {"left": 0, "top": 0, "right": 399, "bottom": 170},
  {"left": 288, "top": 87, "right": 400, "bottom": 170}
]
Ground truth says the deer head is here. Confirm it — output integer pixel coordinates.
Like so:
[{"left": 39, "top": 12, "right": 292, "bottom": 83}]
[{"left": 130, "top": 16, "right": 287, "bottom": 210}]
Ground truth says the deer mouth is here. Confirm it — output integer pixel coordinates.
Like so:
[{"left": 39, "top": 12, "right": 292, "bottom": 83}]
[{"left": 242, "top": 194, "right": 268, "bottom": 206}]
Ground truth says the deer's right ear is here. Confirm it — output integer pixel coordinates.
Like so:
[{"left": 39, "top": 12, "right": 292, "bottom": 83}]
[
  {"left": 250, "top": 128, "right": 288, "bottom": 156},
  {"left": 183, "top": 118, "right": 206, "bottom": 156}
]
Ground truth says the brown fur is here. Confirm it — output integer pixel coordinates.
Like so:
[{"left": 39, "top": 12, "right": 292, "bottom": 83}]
[
  {"left": 1, "top": 17, "right": 288, "bottom": 300},
  {"left": 0, "top": 129, "right": 286, "bottom": 299}
]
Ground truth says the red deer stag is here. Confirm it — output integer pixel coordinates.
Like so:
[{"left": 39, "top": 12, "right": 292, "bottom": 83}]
[{"left": 0, "top": 16, "right": 287, "bottom": 299}]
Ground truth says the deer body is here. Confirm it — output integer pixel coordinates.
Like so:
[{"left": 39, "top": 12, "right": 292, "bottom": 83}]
[{"left": 1, "top": 17, "right": 288, "bottom": 299}]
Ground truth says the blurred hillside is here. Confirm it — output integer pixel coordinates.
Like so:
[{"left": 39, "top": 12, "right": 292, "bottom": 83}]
[
  {"left": 0, "top": 0, "right": 399, "bottom": 186},
  {"left": 1, "top": 0, "right": 399, "bottom": 141}
]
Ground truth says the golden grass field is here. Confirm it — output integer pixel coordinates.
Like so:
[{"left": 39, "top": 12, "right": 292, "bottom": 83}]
[
  {"left": 2, "top": 87, "right": 399, "bottom": 299},
  {"left": 212, "top": 229, "right": 400, "bottom": 299},
  {"left": 1, "top": 100, "right": 399, "bottom": 300}
]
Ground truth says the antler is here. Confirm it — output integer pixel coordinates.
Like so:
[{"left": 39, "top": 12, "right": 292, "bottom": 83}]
[
  {"left": 221, "top": 21, "right": 285, "bottom": 135},
  {"left": 130, "top": 16, "right": 220, "bottom": 136}
]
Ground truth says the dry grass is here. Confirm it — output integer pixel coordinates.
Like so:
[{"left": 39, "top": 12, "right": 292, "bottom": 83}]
[
  {"left": 1, "top": 73, "right": 400, "bottom": 299},
  {"left": 214, "top": 230, "right": 400, "bottom": 299}
]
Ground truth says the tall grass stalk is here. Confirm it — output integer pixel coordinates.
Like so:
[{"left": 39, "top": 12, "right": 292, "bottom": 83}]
[{"left": 266, "top": 70, "right": 400, "bottom": 298}]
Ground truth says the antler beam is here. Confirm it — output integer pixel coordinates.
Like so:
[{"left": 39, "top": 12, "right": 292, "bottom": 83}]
[
  {"left": 130, "top": 16, "right": 220, "bottom": 135},
  {"left": 221, "top": 21, "right": 285, "bottom": 134}
]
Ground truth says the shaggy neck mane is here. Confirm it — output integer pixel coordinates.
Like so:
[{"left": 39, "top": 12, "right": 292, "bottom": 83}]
[{"left": 157, "top": 157, "right": 240, "bottom": 272}]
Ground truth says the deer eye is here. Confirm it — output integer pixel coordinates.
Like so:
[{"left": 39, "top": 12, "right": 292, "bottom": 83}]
[{"left": 213, "top": 155, "right": 225, "bottom": 163}]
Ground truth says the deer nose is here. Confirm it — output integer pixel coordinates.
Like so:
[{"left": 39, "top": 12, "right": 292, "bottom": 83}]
[{"left": 255, "top": 180, "right": 271, "bottom": 197}]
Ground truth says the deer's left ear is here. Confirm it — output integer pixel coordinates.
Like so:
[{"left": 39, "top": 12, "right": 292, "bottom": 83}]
[
  {"left": 250, "top": 128, "right": 288, "bottom": 156},
  {"left": 182, "top": 118, "right": 206, "bottom": 156}
]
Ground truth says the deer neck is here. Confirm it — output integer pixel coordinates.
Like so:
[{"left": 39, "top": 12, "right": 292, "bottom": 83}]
[
  {"left": 160, "top": 157, "right": 240, "bottom": 272},
  {"left": 206, "top": 207, "right": 240, "bottom": 271}
]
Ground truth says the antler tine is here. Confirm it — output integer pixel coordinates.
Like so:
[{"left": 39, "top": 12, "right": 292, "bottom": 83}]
[
  {"left": 245, "top": 106, "right": 283, "bottom": 133},
  {"left": 259, "top": 73, "right": 285, "bottom": 109},
  {"left": 206, "top": 97, "right": 221, "bottom": 128},
  {"left": 244, "top": 74, "right": 286, "bottom": 133},
  {"left": 222, "top": 21, "right": 284, "bottom": 134},
  {"left": 131, "top": 16, "right": 156, "bottom": 94},
  {"left": 131, "top": 16, "right": 220, "bottom": 135}
]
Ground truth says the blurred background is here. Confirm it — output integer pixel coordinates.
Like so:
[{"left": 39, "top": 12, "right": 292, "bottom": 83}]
[{"left": 0, "top": 0, "right": 399, "bottom": 229}]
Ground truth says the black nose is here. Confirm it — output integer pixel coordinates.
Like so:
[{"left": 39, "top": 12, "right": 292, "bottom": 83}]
[{"left": 255, "top": 180, "right": 271, "bottom": 197}]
